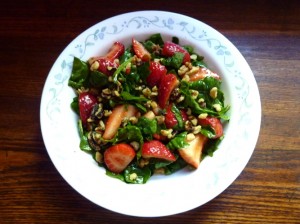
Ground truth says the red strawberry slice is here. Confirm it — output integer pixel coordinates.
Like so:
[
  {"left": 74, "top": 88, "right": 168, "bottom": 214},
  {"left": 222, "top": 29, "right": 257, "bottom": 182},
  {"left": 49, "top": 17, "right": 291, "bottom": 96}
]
[
  {"left": 164, "top": 104, "right": 188, "bottom": 129},
  {"left": 189, "top": 67, "right": 220, "bottom": 82},
  {"left": 142, "top": 140, "right": 176, "bottom": 162},
  {"left": 104, "top": 143, "right": 136, "bottom": 173},
  {"left": 103, "top": 104, "right": 138, "bottom": 140},
  {"left": 158, "top": 73, "right": 179, "bottom": 108},
  {"left": 178, "top": 134, "right": 208, "bottom": 168},
  {"left": 105, "top": 41, "right": 125, "bottom": 60},
  {"left": 162, "top": 41, "right": 190, "bottom": 64},
  {"left": 132, "top": 38, "right": 151, "bottom": 61},
  {"left": 146, "top": 61, "right": 167, "bottom": 87},
  {"left": 198, "top": 116, "right": 223, "bottom": 138},
  {"left": 78, "top": 92, "right": 98, "bottom": 126}
]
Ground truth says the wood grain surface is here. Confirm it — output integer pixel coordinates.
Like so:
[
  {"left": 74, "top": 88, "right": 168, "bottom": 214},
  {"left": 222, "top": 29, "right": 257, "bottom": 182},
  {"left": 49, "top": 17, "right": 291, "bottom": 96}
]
[{"left": 0, "top": 0, "right": 299, "bottom": 223}]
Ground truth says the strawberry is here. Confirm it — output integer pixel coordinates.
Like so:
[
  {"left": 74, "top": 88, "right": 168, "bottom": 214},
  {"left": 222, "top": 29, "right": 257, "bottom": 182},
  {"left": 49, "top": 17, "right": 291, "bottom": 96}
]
[
  {"left": 164, "top": 104, "right": 188, "bottom": 129},
  {"left": 132, "top": 38, "right": 151, "bottom": 61},
  {"left": 162, "top": 41, "right": 190, "bottom": 64},
  {"left": 142, "top": 140, "right": 176, "bottom": 162},
  {"left": 198, "top": 116, "right": 223, "bottom": 138},
  {"left": 104, "top": 143, "right": 136, "bottom": 173},
  {"left": 102, "top": 104, "right": 138, "bottom": 140},
  {"left": 189, "top": 67, "right": 220, "bottom": 82},
  {"left": 146, "top": 61, "right": 167, "bottom": 87},
  {"left": 78, "top": 92, "right": 98, "bottom": 126},
  {"left": 178, "top": 134, "right": 208, "bottom": 168},
  {"left": 89, "top": 42, "right": 125, "bottom": 75},
  {"left": 158, "top": 73, "right": 179, "bottom": 108}
]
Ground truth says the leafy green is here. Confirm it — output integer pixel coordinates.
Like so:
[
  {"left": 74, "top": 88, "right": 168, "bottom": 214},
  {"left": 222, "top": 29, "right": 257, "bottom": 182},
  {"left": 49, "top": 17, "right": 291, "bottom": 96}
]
[
  {"left": 164, "top": 157, "right": 188, "bottom": 175},
  {"left": 167, "top": 132, "right": 189, "bottom": 150},
  {"left": 124, "top": 164, "right": 151, "bottom": 184},
  {"left": 114, "top": 125, "right": 143, "bottom": 145},
  {"left": 161, "top": 52, "right": 184, "bottom": 69},
  {"left": 71, "top": 97, "right": 79, "bottom": 114},
  {"left": 89, "top": 70, "right": 109, "bottom": 88},
  {"left": 68, "top": 57, "right": 89, "bottom": 89},
  {"left": 136, "top": 117, "right": 157, "bottom": 141},
  {"left": 78, "top": 120, "right": 92, "bottom": 152},
  {"left": 171, "top": 104, "right": 184, "bottom": 130},
  {"left": 146, "top": 33, "right": 164, "bottom": 46}
]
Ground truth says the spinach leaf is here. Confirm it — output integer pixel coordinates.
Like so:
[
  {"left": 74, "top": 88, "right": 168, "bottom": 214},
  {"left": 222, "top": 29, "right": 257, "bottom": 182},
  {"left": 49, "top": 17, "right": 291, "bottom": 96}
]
[
  {"left": 78, "top": 120, "right": 92, "bottom": 152},
  {"left": 136, "top": 61, "right": 150, "bottom": 82},
  {"left": 124, "top": 164, "right": 151, "bottom": 184},
  {"left": 106, "top": 170, "right": 125, "bottom": 182},
  {"left": 164, "top": 157, "right": 187, "bottom": 175},
  {"left": 167, "top": 132, "right": 189, "bottom": 150},
  {"left": 146, "top": 33, "right": 164, "bottom": 46},
  {"left": 71, "top": 96, "right": 79, "bottom": 114},
  {"left": 68, "top": 57, "right": 89, "bottom": 89},
  {"left": 89, "top": 70, "right": 109, "bottom": 88},
  {"left": 171, "top": 104, "right": 184, "bottom": 130},
  {"left": 114, "top": 125, "right": 143, "bottom": 145},
  {"left": 136, "top": 117, "right": 157, "bottom": 141},
  {"left": 161, "top": 52, "right": 184, "bottom": 69}
]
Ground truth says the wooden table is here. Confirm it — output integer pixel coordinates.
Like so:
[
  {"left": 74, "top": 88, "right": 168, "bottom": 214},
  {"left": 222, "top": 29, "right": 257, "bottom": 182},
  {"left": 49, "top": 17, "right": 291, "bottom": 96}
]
[{"left": 1, "top": 1, "right": 299, "bottom": 223}]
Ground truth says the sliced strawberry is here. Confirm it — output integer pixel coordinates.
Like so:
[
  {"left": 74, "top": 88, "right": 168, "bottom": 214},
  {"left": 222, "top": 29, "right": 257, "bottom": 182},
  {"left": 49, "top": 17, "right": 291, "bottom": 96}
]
[
  {"left": 162, "top": 41, "right": 190, "bottom": 64},
  {"left": 132, "top": 38, "right": 151, "bottom": 61},
  {"left": 189, "top": 67, "right": 220, "bottom": 82},
  {"left": 105, "top": 41, "right": 125, "bottom": 61},
  {"left": 158, "top": 73, "right": 179, "bottom": 108},
  {"left": 152, "top": 133, "right": 168, "bottom": 142},
  {"left": 146, "top": 61, "right": 167, "bottom": 87},
  {"left": 78, "top": 92, "right": 98, "bottom": 126},
  {"left": 178, "top": 134, "right": 208, "bottom": 168},
  {"left": 164, "top": 104, "right": 188, "bottom": 129},
  {"left": 96, "top": 58, "right": 119, "bottom": 75},
  {"left": 104, "top": 143, "right": 136, "bottom": 173},
  {"left": 198, "top": 116, "right": 223, "bottom": 138},
  {"left": 103, "top": 104, "right": 138, "bottom": 140},
  {"left": 142, "top": 140, "right": 176, "bottom": 162}
]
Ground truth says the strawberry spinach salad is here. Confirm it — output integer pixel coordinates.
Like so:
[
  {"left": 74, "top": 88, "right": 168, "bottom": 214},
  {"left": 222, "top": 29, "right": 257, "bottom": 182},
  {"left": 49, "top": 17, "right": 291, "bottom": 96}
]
[{"left": 68, "top": 33, "right": 230, "bottom": 184}]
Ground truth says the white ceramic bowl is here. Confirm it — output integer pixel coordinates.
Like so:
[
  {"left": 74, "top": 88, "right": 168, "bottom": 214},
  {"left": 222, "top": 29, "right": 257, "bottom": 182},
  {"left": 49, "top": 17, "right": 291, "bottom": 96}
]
[{"left": 40, "top": 11, "right": 261, "bottom": 217}]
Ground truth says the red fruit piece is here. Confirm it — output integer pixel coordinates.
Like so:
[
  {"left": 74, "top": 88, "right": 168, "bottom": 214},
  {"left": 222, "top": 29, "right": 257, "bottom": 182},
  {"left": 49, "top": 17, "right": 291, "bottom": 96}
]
[
  {"left": 178, "top": 134, "right": 208, "bottom": 168},
  {"left": 162, "top": 41, "right": 190, "bottom": 64},
  {"left": 164, "top": 104, "right": 188, "bottom": 129},
  {"left": 132, "top": 38, "right": 151, "bottom": 61},
  {"left": 146, "top": 61, "right": 167, "bottom": 87},
  {"left": 103, "top": 104, "right": 138, "bottom": 140},
  {"left": 142, "top": 140, "right": 176, "bottom": 162},
  {"left": 104, "top": 143, "right": 136, "bottom": 173},
  {"left": 89, "top": 42, "right": 125, "bottom": 75},
  {"left": 198, "top": 116, "right": 223, "bottom": 138},
  {"left": 78, "top": 92, "right": 98, "bottom": 126},
  {"left": 189, "top": 67, "right": 220, "bottom": 82},
  {"left": 158, "top": 73, "right": 179, "bottom": 108}
]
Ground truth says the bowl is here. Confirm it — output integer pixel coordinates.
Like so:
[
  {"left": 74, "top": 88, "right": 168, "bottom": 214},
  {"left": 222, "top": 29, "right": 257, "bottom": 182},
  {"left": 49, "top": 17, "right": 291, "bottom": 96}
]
[{"left": 40, "top": 10, "right": 261, "bottom": 217}]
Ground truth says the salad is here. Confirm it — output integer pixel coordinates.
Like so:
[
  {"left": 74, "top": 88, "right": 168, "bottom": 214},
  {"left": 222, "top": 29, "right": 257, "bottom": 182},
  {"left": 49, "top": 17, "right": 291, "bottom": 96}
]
[{"left": 68, "top": 34, "right": 230, "bottom": 184}]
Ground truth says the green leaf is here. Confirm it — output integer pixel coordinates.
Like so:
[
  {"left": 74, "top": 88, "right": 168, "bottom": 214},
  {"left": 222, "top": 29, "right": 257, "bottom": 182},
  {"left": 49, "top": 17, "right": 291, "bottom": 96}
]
[
  {"left": 70, "top": 96, "right": 79, "bottom": 114},
  {"left": 124, "top": 164, "right": 151, "bottom": 184},
  {"left": 161, "top": 52, "right": 184, "bottom": 69},
  {"left": 78, "top": 120, "right": 92, "bottom": 152},
  {"left": 89, "top": 70, "right": 109, "bottom": 88},
  {"left": 171, "top": 104, "right": 184, "bottom": 130},
  {"left": 167, "top": 132, "right": 189, "bottom": 150},
  {"left": 164, "top": 157, "right": 187, "bottom": 175},
  {"left": 136, "top": 117, "right": 157, "bottom": 140},
  {"left": 68, "top": 57, "right": 89, "bottom": 89}
]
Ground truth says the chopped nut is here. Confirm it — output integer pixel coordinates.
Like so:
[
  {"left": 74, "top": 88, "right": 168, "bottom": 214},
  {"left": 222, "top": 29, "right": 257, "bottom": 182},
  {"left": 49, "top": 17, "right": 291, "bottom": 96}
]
[
  {"left": 198, "top": 98, "right": 205, "bottom": 103},
  {"left": 143, "top": 111, "right": 155, "bottom": 120},
  {"left": 155, "top": 115, "right": 165, "bottom": 124},
  {"left": 150, "top": 101, "right": 158, "bottom": 109},
  {"left": 161, "top": 129, "right": 173, "bottom": 138},
  {"left": 178, "top": 65, "right": 189, "bottom": 76},
  {"left": 190, "top": 54, "right": 197, "bottom": 60},
  {"left": 191, "top": 118, "right": 198, "bottom": 126},
  {"left": 129, "top": 116, "right": 138, "bottom": 124},
  {"left": 129, "top": 173, "right": 138, "bottom": 181},
  {"left": 142, "top": 87, "right": 152, "bottom": 98},
  {"left": 113, "top": 90, "right": 120, "bottom": 97},
  {"left": 198, "top": 113, "right": 208, "bottom": 119},
  {"left": 130, "top": 141, "right": 140, "bottom": 151},
  {"left": 102, "top": 88, "right": 112, "bottom": 95},
  {"left": 182, "top": 74, "right": 190, "bottom": 82},
  {"left": 95, "top": 152, "right": 103, "bottom": 163},
  {"left": 190, "top": 89, "right": 199, "bottom": 99},
  {"left": 185, "top": 121, "right": 193, "bottom": 131},
  {"left": 213, "top": 104, "right": 222, "bottom": 112},
  {"left": 186, "top": 66, "right": 199, "bottom": 77},
  {"left": 186, "top": 108, "right": 192, "bottom": 115},
  {"left": 154, "top": 168, "right": 165, "bottom": 174},
  {"left": 104, "top": 110, "right": 112, "bottom": 117},
  {"left": 90, "top": 61, "right": 99, "bottom": 71},
  {"left": 151, "top": 86, "right": 158, "bottom": 92},
  {"left": 176, "top": 95, "right": 185, "bottom": 103},
  {"left": 185, "top": 62, "right": 193, "bottom": 69},
  {"left": 192, "top": 125, "right": 202, "bottom": 134},
  {"left": 99, "top": 120, "right": 105, "bottom": 130},
  {"left": 210, "top": 87, "right": 218, "bottom": 99},
  {"left": 186, "top": 133, "right": 195, "bottom": 141}
]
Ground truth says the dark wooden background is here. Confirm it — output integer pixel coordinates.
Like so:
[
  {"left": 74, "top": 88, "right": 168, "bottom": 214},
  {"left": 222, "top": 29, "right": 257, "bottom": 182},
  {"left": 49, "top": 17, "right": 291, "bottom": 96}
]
[{"left": 1, "top": 0, "right": 299, "bottom": 223}]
